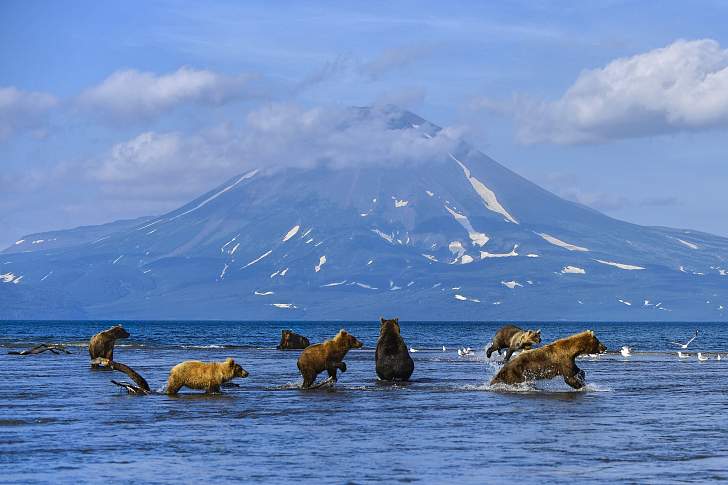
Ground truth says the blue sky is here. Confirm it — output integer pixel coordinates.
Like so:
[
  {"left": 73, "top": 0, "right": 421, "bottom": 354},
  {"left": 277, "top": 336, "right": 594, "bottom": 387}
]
[{"left": 2, "top": 1, "right": 728, "bottom": 248}]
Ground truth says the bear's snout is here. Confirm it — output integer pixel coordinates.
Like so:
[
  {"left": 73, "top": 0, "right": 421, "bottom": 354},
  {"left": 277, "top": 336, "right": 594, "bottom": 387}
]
[
  {"left": 598, "top": 343, "right": 607, "bottom": 353},
  {"left": 352, "top": 339, "right": 363, "bottom": 349},
  {"left": 238, "top": 368, "right": 250, "bottom": 378}
]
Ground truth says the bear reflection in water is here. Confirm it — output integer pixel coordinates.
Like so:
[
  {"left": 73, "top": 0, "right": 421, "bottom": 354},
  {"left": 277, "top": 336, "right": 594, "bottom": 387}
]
[{"left": 491, "top": 330, "right": 607, "bottom": 389}]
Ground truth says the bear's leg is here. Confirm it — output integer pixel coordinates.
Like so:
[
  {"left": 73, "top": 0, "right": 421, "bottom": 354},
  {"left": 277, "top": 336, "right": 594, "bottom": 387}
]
[
  {"left": 166, "top": 383, "right": 182, "bottom": 395},
  {"left": 562, "top": 362, "right": 585, "bottom": 389},
  {"left": 486, "top": 345, "right": 493, "bottom": 358},
  {"left": 326, "top": 362, "right": 339, "bottom": 381},
  {"left": 336, "top": 361, "right": 347, "bottom": 373},
  {"left": 504, "top": 348, "right": 515, "bottom": 361},
  {"left": 301, "top": 370, "right": 316, "bottom": 389},
  {"left": 207, "top": 385, "right": 221, "bottom": 394}
]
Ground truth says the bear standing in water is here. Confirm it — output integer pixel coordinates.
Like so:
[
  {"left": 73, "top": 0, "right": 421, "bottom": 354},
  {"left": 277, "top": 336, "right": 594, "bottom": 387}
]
[
  {"left": 486, "top": 325, "right": 541, "bottom": 361},
  {"left": 375, "top": 318, "right": 414, "bottom": 381},
  {"left": 166, "top": 358, "right": 249, "bottom": 395},
  {"left": 491, "top": 330, "right": 607, "bottom": 389},
  {"left": 88, "top": 324, "right": 130, "bottom": 367},
  {"left": 276, "top": 330, "right": 310, "bottom": 350},
  {"left": 297, "top": 329, "right": 363, "bottom": 388}
]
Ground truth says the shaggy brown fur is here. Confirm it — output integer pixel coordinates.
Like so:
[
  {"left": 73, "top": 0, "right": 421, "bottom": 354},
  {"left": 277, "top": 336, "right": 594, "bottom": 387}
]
[
  {"left": 166, "top": 358, "right": 249, "bottom": 395},
  {"left": 375, "top": 318, "right": 414, "bottom": 381},
  {"left": 297, "top": 329, "right": 363, "bottom": 388},
  {"left": 88, "top": 325, "right": 130, "bottom": 367},
  {"left": 486, "top": 325, "right": 541, "bottom": 361},
  {"left": 276, "top": 330, "right": 310, "bottom": 350},
  {"left": 490, "top": 330, "right": 607, "bottom": 389}
]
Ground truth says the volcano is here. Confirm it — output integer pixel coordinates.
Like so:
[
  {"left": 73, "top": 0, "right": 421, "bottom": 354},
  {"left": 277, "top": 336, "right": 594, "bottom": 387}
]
[{"left": 3, "top": 108, "right": 727, "bottom": 320}]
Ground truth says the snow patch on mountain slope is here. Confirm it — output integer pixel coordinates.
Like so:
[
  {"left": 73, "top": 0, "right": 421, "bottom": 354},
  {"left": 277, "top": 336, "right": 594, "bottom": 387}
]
[
  {"left": 454, "top": 294, "right": 480, "bottom": 303},
  {"left": 271, "top": 303, "right": 296, "bottom": 309},
  {"left": 538, "top": 233, "right": 589, "bottom": 252},
  {"left": 561, "top": 266, "right": 586, "bottom": 274},
  {"left": 1, "top": 272, "right": 21, "bottom": 283},
  {"left": 372, "top": 229, "right": 394, "bottom": 244},
  {"left": 254, "top": 290, "right": 274, "bottom": 296},
  {"left": 169, "top": 169, "right": 258, "bottom": 221},
  {"left": 394, "top": 198, "right": 409, "bottom": 208},
  {"left": 242, "top": 250, "right": 272, "bottom": 269},
  {"left": 444, "top": 205, "right": 489, "bottom": 246},
  {"left": 595, "top": 259, "right": 645, "bottom": 270},
  {"left": 282, "top": 225, "right": 300, "bottom": 242},
  {"left": 481, "top": 244, "right": 519, "bottom": 259},
  {"left": 450, "top": 154, "right": 518, "bottom": 224},
  {"left": 322, "top": 280, "right": 347, "bottom": 287},
  {"left": 676, "top": 238, "right": 699, "bottom": 250},
  {"left": 422, "top": 254, "right": 439, "bottom": 262},
  {"left": 501, "top": 280, "right": 523, "bottom": 289},
  {"left": 315, "top": 255, "right": 327, "bottom": 272}
]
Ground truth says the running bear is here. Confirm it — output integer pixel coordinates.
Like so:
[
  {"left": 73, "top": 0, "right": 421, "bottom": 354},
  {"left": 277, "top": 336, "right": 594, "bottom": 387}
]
[
  {"left": 375, "top": 318, "right": 414, "bottom": 381},
  {"left": 486, "top": 325, "right": 541, "bottom": 361},
  {"left": 166, "top": 358, "right": 249, "bottom": 395},
  {"left": 297, "top": 329, "right": 363, "bottom": 388},
  {"left": 276, "top": 329, "right": 310, "bottom": 350},
  {"left": 490, "top": 330, "right": 607, "bottom": 389},
  {"left": 88, "top": 324, "right": 130, "bottom": 367}
]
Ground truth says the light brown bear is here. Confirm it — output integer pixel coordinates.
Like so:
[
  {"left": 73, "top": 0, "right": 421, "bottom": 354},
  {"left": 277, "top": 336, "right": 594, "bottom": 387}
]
[
  {"left": 490, "top": 330, "right": 607, "bottom": 389},
  {"left": 486, "top": 324, "right": 541, "bottom": 361},
  {"left": 166, "top": 358, "right": 249, "bottom": 395},
  {"left": 88, "top": 324, "right": 130, "bottom": 367},
  {"left": 297, "top": 329, "right": 363, "bottom": 388}
]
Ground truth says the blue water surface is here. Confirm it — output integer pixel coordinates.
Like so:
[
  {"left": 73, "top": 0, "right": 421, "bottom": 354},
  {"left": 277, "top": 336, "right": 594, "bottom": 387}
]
[{"left": 1, "top": 320, "right": 727, "bottom": 484}]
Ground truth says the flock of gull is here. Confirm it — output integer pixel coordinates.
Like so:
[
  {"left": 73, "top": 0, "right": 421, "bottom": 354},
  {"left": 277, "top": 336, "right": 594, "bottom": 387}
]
[{"left": 620, "top": 330, "right": 720, "bottom": 360}]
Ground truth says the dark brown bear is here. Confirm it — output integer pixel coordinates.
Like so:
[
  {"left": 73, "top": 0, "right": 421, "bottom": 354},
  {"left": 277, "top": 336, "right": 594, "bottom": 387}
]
[
  {"left": 276, "top": 330, "right": 310, "bottom": 350},
  {"left": 486, "top": 324, "right": 541, "bottom": 361},
  {"left": 296, "top": 329, "right": 363, "bottom": 388},
  {"left": 490, "top": 330, "right": 607, "bottom": 389},
  {"left": 375, "top": 317, "right": 414, "bottom": 381},
  {"left": 88, "top": 324, "right": 130, "bottom": 367}
]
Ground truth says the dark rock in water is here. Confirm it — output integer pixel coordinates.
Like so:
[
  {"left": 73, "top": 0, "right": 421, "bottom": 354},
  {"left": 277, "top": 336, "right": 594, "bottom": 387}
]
[
  {"left": 276, "top": 329, "right": 310, "bottom": 350},
  {"left": 375, "top": 318, "right": 414, "bottom": 381}
]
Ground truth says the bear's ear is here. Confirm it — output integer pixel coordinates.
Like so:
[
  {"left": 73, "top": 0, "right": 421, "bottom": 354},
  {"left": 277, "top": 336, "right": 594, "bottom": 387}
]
[
  {"left": 535, "top": 329, "right": 541, "bottom": 335},
  {"left": 380, "top": 317, "right": 385, "bottom": 324},
  {"left": 225, "top": 357, "right": 235, "bottom": 367},
  {"left": 394, "top": 318, "right": 399, "bottom": 323}
]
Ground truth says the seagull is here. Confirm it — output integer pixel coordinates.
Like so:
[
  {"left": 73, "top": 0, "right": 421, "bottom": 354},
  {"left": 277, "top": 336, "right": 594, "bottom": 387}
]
[
  {"left": 409, "top": 347, "right": 419, "bottom": 353},
  {"left": 698, "top": 352, "right": 709, "bottom": 362},
  {"left": 620, "top": 346, "right": 632, "bottom": 357},
  {"left": 671, "top": 330, "right": 699, "bottom": 349},
  {"left": 457, "top": 347, "right": 473, "bottom": 356},
  {"left": 678, "top": 351, "right": 689, "bottom": 359},
  {"left": 442, "top": 346, "right": 446, "bottom": 352},
  {"left": 718, "top": 354, "right": 722, "bottom": 361}
]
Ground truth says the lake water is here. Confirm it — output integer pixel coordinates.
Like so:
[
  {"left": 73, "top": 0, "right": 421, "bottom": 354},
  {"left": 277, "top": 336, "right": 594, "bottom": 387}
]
[{"left": 1, "top": 320, "right": 727, "bottom": 484}]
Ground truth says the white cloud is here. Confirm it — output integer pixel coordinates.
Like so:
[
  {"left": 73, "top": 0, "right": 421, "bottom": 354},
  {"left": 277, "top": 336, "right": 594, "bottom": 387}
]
[
  {"left": 77, "top": 67, "right": 259, "bottom": 120},
  {"left": 508, "top": 39, "right": 728, "bottom": 144},
  {"left": 89, "top": 104, "right": 460, "bottom": 197},
  {"left": 0, "top": 86, "right": 58, "bottom": 141}
]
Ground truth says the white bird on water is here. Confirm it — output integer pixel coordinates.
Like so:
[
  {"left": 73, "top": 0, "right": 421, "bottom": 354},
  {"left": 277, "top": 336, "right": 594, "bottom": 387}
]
[
  {"left": 442, "top": 346, "right": 446, "bottom": 352},
  {"left": 457, "top": 347, "right": 473, "bottom": 356},
  {"left": 718, "top": 354, "right": 722, "bottom": 361},
  {"left": 698, "top": 352, "right": 709, "bottom": 362},
  {"left": 620, "top": 346, "right": 632, "bottom": 357},
  {"left": 409, "top": 347, "right": 419, "bottom": 353},
  {"left": 671, "top": 330, "right": 699, "bottom": 349},
  {"left": 678, "top": 351, "right": 689, "bottom": 359}
]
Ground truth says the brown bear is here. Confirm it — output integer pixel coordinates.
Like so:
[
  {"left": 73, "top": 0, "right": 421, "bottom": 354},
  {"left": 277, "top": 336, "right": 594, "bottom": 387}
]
[
  {"left": 166, "top": 358, "right": 249, "bottom": 395},
  {"left": 296, "top": 329, "right": 363, "bottom": 388},
  {"left": 490, "top": 330, "right": 607, "bottom": 389},
  {"left": 88, "top": 324, "right": 130, "bottom": 367},
  {"left": 276, "top": 329, "right": 310, "bottom": 350},
  {"left": 486, "top": 324, "right": 541, "bottom": 361},
  {"left": 375, "top": 318, "right": 414, "bottom": 381}
]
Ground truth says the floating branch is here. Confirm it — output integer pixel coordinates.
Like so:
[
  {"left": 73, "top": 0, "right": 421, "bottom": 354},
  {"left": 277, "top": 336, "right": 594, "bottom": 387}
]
[
  {"left": 8, "top": 343, "right": 72, "bottom": 355},
  {"left": 91, "top": 357, "right": 151, "bottom": 395}
]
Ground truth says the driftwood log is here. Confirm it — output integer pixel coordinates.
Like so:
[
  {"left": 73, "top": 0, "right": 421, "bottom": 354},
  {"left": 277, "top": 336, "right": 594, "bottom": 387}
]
[
  {"left": 90, "top": 357, "right": 151, "bottom": 395},
  {"left": 8, "top": 343, "right": 72, "bottom": 355}
]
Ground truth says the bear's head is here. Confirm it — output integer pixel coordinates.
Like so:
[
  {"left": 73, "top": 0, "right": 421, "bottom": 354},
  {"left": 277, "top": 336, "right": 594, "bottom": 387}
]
[
  {"left": 108, "top": 325, "right": 130, "bottom": 339},
  {"left": 524, "top": 329, "right": 541, "bottom": 346},
  {"left": 225, "top": 358, "right": 249, "bottom": 378},
  {"left": 380, "top": 317, "right": 400, "bottom": 335},
  {"left": 337, "top": 329, "right": 363, "bottom": 349},
  {"left": 584, "top": 330, "right": 607, "bottom": 354}
]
